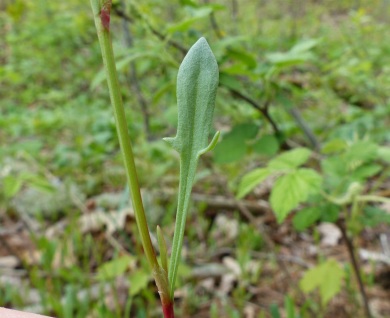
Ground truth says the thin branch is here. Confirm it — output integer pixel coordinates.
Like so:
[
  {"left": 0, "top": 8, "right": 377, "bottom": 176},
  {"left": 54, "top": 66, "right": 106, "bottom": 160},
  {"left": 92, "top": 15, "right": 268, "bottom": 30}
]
[
  {"left": 203, "top": 0, "right": 223, "bottom": 39},
  {"left": 113, "top": 8, "right": 188, "bottom": 55},
  {"left": 286, "top": 107, "right": 319, "bottom": 149},
  {"left": 228, "top": 89, "right": 281, "bottom": 133},
  {"left": 336, "top": 219, "right": 372, "bottom": 318}
]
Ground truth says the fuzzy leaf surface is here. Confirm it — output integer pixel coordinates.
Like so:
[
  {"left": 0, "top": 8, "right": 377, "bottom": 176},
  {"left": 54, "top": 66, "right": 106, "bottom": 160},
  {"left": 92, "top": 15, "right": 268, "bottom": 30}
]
[{"left": 164, "top": 37, "right": 219, "bottom": 298}]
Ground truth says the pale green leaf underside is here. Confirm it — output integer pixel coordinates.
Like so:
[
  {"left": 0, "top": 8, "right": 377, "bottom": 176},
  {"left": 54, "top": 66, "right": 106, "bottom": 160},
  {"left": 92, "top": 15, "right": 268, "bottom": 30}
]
[{"left": 164, "top": 37, "right": 219, "bottom": 298}]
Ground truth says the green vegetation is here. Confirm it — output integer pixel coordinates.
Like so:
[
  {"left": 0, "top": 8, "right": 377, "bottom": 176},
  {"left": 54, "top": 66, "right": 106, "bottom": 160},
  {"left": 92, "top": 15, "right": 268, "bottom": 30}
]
[{"left": 2, "top": 0, "right": 390, "bottom": 317}]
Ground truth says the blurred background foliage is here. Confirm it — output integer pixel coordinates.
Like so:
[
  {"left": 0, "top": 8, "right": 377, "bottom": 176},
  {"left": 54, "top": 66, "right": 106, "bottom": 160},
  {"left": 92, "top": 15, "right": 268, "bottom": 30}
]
[{"left": 2, "top": 0, "right": 390, "bottom": 317}]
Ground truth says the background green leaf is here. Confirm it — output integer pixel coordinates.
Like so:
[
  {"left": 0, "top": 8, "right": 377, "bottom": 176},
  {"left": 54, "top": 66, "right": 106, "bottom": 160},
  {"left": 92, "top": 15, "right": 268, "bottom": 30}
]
[
  {"left": 268, "top": 148, "right": 311, "bottom": 170},
  {"left": 300, "top": 259, "right": 345, "bottom": 305},
  {"left": 270, "top": 168, "right": 323, "bottom": 223}
]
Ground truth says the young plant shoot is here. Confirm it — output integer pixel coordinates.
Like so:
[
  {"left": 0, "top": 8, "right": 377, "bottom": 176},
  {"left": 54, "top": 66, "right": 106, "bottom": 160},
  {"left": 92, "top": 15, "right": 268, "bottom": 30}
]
[
  {"left": 90, "top": 0, "right": 219, "bottom": 316},
  {"left": 164, "top": 37, "right": 219, "bottom": 298}
]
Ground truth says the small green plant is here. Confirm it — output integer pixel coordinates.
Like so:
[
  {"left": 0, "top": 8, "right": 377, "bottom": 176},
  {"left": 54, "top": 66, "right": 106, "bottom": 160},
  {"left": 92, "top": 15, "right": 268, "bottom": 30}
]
[
  {"left": 237, "top": 138, "right": 390, "bottom": 317},
  {"left": 90, "top": 0, "right": 219, "bottom": 316}
]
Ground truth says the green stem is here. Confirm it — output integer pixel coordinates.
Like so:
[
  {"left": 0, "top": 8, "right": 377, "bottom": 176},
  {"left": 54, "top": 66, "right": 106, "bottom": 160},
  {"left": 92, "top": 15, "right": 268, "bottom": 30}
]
[
  {"left": 90, "top": 1, "right": 172, "bottom": 308},
  {"left": 91, "top": 3, "right": 157, "bottom": 272},
  {"left": 91, "top": 0, "right": 169, "bottom": 286}
]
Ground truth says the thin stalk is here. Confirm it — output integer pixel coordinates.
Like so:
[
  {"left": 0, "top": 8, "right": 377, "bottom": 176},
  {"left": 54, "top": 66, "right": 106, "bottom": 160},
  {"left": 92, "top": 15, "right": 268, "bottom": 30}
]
[
  {"left": 336, "top": 219, "right": 372, "bottom": 318},
  {"left": 90, "top": 0, "right": 172, "bottom": 315}
]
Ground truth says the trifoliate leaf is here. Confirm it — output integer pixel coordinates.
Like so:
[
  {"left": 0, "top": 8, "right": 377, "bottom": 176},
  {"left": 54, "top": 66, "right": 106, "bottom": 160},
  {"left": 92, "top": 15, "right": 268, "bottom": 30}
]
[{"left": 270, "top": 168, "right": 323, "bottom": 223}]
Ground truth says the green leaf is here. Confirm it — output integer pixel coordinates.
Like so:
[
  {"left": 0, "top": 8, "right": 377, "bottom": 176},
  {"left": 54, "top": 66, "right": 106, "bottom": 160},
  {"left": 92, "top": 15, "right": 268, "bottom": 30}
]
[
  {"left": 377, "top": 146, "right": 390, "bottom": 163},
  {"left": 166, "top": 8, "right": 213, "bottom": 33},
  {"left": 360, "top": 206, "right": 390, "bottom": 227},
  {"left": 129, "top": 269, "right": 150, "bottom": 296},
  {"left": 213, "top": 123, "right": 258, "bottom": 164},
  {"left": 213, "top": 135, "right": 246, "bottom": 164},
  {"left": 268, "top": 148, "right": 311, "bottom": 170},
  {"left": 300, "top": 259, "right": 345, "bottom": 305},
  {"left": 270, "top": 168, "right": 323, "bottom": 223},
  {"left": 202, "top": 4, "right": 226, "bottom": 11},
  {"left": 226, "top": 123, "right": 259, "bottom": 140},
  {"left": 96, "top": 255, "right": 135, "bottom": 280},
  {"left": 164, "top": 38, "right": 219, "bottom": 298},
  {"left": 3, "top": 175, "right": 23, "bottom": 198},
  {"left": 253, "top": 134, "right": 280, "bottom": 156},
  {"left": 290, "top": 38, "right": 321, "bottom": 53},
  {"left": 276, "top": 94, "right": 294, "bottom": 109},
  {"left": 321, "top": 138, "right": 347, "bottom": 154},
  {"left": 345, "top": 140, "right": 378, "bottom": 162},
  {"left": 28, "top": 179, "right": 55, "bottom": 193},
  {"left": 19, "top": 173, "right": 56, "bottom": 194},
  {"left": 320, "top": 204, "right": 340, "bottom": 223},
  {"left": 293, "top": 206, "right": 322, "bottom": 231},
  {"left": 321, "top": 156, "right": 347, "bottom": 177},
  {"left": 219, "top": 72, "right": 242, "bottom": 91},
  {"left": 180, "top": 0, "right": 198, "bottom": 7},
  {"left": 212, "top": 36, "right": 249, "bottom": 52},
  {"left": 266, "top": 51, "right": 314, "bottom": 67},
  {"left": 351, "top": 164, "right": 381, "bottom": 180},
  {"left": 226, "top": 48, "right": 257, "bottom": 69},
  {"left": 237, "top": 168, "right": 272, "bottom": 199},
  {"left": 152, "top": 81, "right": 175, "bottom": 105},
  {"left": 270, "top": 304, "right": 281, "bottom": 318},
  {"left": 284, "top": 295, "right": 295, "bottom": 318}
]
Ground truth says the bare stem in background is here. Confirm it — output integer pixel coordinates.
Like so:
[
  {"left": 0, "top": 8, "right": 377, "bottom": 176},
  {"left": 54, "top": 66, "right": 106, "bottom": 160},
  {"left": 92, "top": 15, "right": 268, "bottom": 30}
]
[
  {"left": 336, "top": 219, "right": 372, "bottom": 318},
  {"left": 287, "top": 107, "right": 319, "bottom": 149}
]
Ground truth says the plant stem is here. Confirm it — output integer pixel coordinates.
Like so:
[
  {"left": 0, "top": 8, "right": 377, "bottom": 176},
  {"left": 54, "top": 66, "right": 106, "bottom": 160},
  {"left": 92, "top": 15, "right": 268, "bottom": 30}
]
[
  {"left": 91, "top": 0, "right": 157, "bottom": 272},
  {"left": 336, "top": 219, "right": 372, "bottom": 318},
  {"left": 90, "top": 0, "right": 172, "bottom": 314}
]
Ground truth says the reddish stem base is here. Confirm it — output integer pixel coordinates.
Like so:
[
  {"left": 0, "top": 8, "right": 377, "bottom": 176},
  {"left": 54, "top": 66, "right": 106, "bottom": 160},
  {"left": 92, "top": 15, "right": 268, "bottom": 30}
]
[{"left": 162, "top": 302, "right": 174, "bottom": 318}]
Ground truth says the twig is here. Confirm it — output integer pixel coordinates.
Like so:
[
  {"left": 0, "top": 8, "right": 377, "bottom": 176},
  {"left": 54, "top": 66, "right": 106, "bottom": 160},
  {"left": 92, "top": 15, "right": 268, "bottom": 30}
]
[
  {"left": 113, "top": 8, "right": 188, "bottom": 55},
  {"left": 336, "top": 219, "right": 372, "bottom": 318},
  {"left": 228, "top": 89, "right": 281, "bottom": 133},
  {"left": 203, "top": 0, "right": 223, "bottom": 39},
  {"left": 286, "top": 107, "right": 319, "bottom": 149}
]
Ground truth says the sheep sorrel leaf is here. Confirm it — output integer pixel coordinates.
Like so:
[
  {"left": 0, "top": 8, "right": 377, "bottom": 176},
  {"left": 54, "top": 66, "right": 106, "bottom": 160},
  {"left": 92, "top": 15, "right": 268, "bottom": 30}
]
[{"left": 164, "top": 37, "right": 219, "bottom": 298}]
